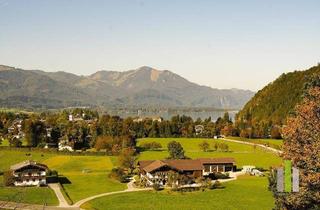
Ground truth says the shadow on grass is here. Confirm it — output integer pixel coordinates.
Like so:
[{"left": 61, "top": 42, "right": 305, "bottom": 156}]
[
  {"left": 58, "top": 176, "right": 72, "bottom": 185},
  {"left": 136, "top": 146, "right": 165, "bottom": 153}
]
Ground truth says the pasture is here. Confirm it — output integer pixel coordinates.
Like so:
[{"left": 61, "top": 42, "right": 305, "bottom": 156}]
[
  {"left": 226, "top": 136, "right": 283, "bottom": 149},
  {"left": 82, "top": 176, "right": 274, "bottom": 210},
  {"left": 0, "top": 137, "right": 282, "bottom": 206},
  {"left": 0, "top": 150, "right": 126, "bottom": 204},
  {"left": 137, "top": 138, "right": 282, "bottom": 169}
]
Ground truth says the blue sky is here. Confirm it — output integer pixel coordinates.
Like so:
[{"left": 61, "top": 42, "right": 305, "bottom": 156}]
[{"left": 0, "top": 0, "right": 319, "bottom": 91}]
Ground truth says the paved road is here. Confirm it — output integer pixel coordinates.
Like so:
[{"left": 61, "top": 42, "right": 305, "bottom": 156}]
[
  {"left": 220, "top": 138, "right": 283, "bottom": 154},
  {"left": 48, "top": 184, "right": 70, "bottom": 207}
]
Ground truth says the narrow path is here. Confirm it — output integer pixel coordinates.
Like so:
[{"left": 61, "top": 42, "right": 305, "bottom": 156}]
[
  {"left": 48, "top": 184, "right": 70, "bottom": 207},
  {"left": 72, "top": 180, "right": 152, "bottom": 208},
  {"left": 220, "top": 138, "right": 283, "bottom": 154}
]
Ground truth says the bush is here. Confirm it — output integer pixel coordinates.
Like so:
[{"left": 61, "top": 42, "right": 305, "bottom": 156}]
[
  {"left": 108, "top": 167, "right": 127, "bottom": 183},
  {"left": 208, "top": 172, "right": 229, "bottom": 180},
  {"left": 47, "top": 170, "right": 58, "bottom": 176},
  {"left": 211, "top": 180, "right": 222, "bottom": 189},
  {"left": 153, "top": 183, "right": 162, "bottom": 191},
  {"left": 198, "top": 141, "right": 210, "bottom": 152},
  {"left": 140, "top": 142, "right": 162, "bottom": 150},
  {"left": 3, "top": 171, "right": 15, "bottom": 186}
]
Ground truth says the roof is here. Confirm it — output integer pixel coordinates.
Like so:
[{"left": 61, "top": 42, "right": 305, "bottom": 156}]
[
  {"left": 165, "top": 159, "right": 203, "bottom": 171},
  {"left": 143, "top": 160, "right": 168, "bottom": 173},
  {"left": 197, "top": 158, "right": 236, "bottom": 164},
  {"left": 138, "top": 157, "right": 235, "bottom": 173},
  {"left": 10, "top": 160, "right": 48, "bottom": 171}
]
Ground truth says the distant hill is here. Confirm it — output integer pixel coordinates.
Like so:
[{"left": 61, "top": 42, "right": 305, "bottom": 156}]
[
  {"left": 236, "top": 64, "right": 320, "bottom": 124},
  {"left": 0, "top": 65, "right": 254, "bottom": 109}
]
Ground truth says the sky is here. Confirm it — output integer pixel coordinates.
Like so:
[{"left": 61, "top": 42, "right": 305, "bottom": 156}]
[{"left": 0, "top": 0, "right": 319, "bottom": 91}]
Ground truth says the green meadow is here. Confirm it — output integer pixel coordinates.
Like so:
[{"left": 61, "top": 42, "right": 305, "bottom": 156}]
[
  {"left": 137, "top": 138, "right": 282, "bottom": 169},
  {"left": 226, "top": 136, "right": 283, "bottom": 148},
  {"left": 0, "top": 137, "right": 282, "bottom": 207},
  {"left": 0, "top": 176, "right": 58, "bottom": 205},
  {"left": 0, "top": 150, "right": 126, "bottom": 204},
  {"left": 82, "top": 176, "right": 274, "bottom": 210}
]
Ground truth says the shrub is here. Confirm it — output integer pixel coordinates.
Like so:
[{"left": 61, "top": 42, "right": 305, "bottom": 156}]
[
  {"left": 140, "top": 142, "right": 162, "bottom": 150},
  {"left": 198, "top": 141, "right": 210, "bottom": 152},
  {"left": 108, "top": 167, "right": 127, "bottom": 183},
  {"left": 153, "top": 183, "right": 162, "bottom": 191},
  {"left": 211, "top": 180, "right": 222, "bottom": 189},
  {"left": 3, "top": 171, "right": 15, "bottom": 186}
]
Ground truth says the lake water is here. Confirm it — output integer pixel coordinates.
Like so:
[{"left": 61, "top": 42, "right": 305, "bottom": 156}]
[{"left": 106, "top": 110, "right": 238, "bottom": 121}]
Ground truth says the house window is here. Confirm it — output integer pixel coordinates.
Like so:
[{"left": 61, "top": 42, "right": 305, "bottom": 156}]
[
  {"left": 211, "top": 165, "right": 218, "bottom": 172},
  {"left": 204, "top": 165, "right": 210, "bottom": 172},
  {"left": 218, "top": 165, "right": 224, "bottom": 172},
  {"left": 225, "top": 165, "right": 233, "bottom": 172}
]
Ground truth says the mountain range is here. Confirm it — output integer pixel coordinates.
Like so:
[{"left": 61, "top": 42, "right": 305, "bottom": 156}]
[{"left": 0, "top": 65, "right": 254, "bottom": 109}]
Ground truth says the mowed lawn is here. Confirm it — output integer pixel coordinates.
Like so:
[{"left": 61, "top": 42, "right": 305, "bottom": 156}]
[
  {"left": 0, "top": 151, "right": 54, "bottom": 205},
  {"left": 0, "top": 176, "right": 58, "bottom": 205},
  {"left": 0, "top": 150, "right": 126, "bottom": 204},
  {"left": 226, "top": 136, "right": 283, "bottom": 149},
  {"left": 82, "top": 176, "right": 274, "bottom": 210},
  {"left": 137, "top": 138, "right": 282, "bottom": 169},
  {"left": 43, "top": 156, "right": 126, "bottom": 202}
]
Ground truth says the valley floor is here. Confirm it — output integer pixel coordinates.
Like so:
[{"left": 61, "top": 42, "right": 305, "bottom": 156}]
[{"left": 0, "top": 137, "right": 281, "bottom": 209}]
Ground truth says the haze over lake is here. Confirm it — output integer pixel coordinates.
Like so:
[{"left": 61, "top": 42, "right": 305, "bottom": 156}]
[{"left": 106, "top": 109, "right": 237, "bottom": 121}]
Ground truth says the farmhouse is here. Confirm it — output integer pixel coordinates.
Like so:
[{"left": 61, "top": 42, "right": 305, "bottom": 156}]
[
  {"left": 138, "top": 157, "right": 235, "bottom": 186},
  {"left": 10, "top": 160, "right": 48, "bottom": 186}
]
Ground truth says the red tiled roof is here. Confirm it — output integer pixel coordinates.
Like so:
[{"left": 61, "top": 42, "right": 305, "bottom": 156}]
[
  {"left": 138, "top": 157, "right": 235, "bottom": 173},
  {"left": 143, "top": 160, "right": 168, "bottom": 173}
]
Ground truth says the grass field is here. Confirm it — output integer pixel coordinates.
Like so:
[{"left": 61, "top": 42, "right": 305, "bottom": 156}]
[
  {"left": 0, "top": 150, "right": 126, "bottom": 204},
  {"left": 0, "top": 138, "right": 28, "bottom": 147},
  {"left": 226, "top": 136, "right": 283, "bottom": 149},
  {"left": 82, "top": 176, "right": 274, "bottom": 210},
  {"left": 137, "top": 138, "right": 282, "bottom": 169},
  {"left": 0, "top": 139, "right": 10, "bottom": 146},
  {"left": 43, "top": 156, "right": 126, "bottom": 202},
  {"left": 0, "top": 176, "right": 58, "bottom": 205},
  {"left": 0, "top": 137, "right": 281, "bottom": 206}
]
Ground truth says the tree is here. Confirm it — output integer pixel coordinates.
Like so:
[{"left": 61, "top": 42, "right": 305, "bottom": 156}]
[
  {"left": 108, "top": 167, "right": 127, "bottom": 183},
  {"left": 270, "top": 126, "right": 282, "bottom": 139},
  {"left": 118, "top": 148, "right": 137, "bottom": 173},
  {"left": 275, "top": 86, "right": 320, "bottom": 209},
  {"left": 3, "top": 171, "right": 15, "bottom": 186},
  {"left": 167, "top": 141, "right": 185, "bottom": 159},
  {"left": 198, "top": 141, "right": 210, "bottom": 152},
  {"left": 24, "top": 119, "right": 46, "bottom": 147}
]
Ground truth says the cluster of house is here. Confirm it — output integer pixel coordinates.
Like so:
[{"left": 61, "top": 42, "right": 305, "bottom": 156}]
[
  {"left": 7, "top": 119, "right": 25, "bottom": 141},
  {"left": 8, "top": 157, "right": 236, "bottom": 188},
  {"left": 133, "top": 116, "right": 163, "bottom": 123},
  {"left": 138, "top": 157, "right": 236, "bottom": 186}
]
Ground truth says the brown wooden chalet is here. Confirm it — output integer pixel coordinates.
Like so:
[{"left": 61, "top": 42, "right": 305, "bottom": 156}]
[
  {"left": 138, "top": 157, "right": 236, "bottom": 186},
  {"left": 10, "top": 160, "right": 48, "bottom": 186}
]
